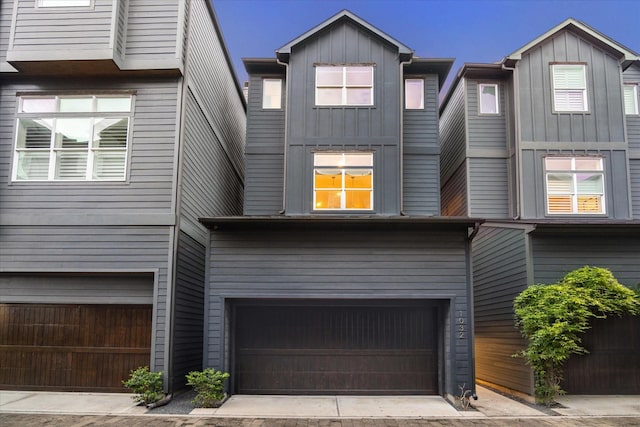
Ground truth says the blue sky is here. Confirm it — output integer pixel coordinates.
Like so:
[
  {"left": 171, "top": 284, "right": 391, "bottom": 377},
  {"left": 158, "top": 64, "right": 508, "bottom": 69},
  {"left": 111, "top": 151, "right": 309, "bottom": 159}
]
[{"left": 213, "top": 0, "right": 640, "bottom": 95}]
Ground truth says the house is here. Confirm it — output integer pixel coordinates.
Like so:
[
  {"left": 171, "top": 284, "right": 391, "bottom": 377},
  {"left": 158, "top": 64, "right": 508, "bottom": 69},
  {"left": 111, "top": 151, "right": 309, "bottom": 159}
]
[
  {"left": 0, "top": 0, "right": 245, "bottom": 393},
  {"left": 200, "top": 10, "right": 482, "bottom": 398},
  {"left": 439, "top": 18, "right": 640, "bottom": 397}
]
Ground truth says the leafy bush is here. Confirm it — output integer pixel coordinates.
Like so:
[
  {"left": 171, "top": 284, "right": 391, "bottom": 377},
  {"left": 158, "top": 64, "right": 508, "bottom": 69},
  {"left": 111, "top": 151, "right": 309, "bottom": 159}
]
[
  {"left": 122, "top": 366, "right": 164, "bottom": 405},
  {"left": 514, "top": 266, "right": 639, "bottom": 406},
  {"left": 186, "top": 368, "right": 230, "bottom": 408}
]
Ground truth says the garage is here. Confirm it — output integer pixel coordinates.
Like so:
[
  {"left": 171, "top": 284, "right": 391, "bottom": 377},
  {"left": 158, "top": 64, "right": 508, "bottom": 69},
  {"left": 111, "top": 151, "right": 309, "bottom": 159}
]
[{"left": 232, "top": 300, "right": 441, "bottom": 395}]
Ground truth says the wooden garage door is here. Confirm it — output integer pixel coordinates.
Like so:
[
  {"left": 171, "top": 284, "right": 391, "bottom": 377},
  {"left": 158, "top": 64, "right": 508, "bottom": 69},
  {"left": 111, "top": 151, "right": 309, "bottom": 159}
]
[
  {"left": 0, "top": 304, "right": 152, "bottom": 392},
  {"left": 234, "top": 301, "right": 439, "bottom": 395}
]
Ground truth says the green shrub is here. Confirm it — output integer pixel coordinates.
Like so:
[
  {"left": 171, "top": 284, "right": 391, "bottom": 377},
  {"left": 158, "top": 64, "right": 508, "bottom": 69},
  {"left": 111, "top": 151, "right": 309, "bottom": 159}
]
[
  {"left": 122, "top": 366, "right": 164, "bottom": 405},
  {"left": 186, "top": 368, "right": 230, "bottom": 408},
  {"left": 514, "top": 266, "right": 639, "bottom": 406}
]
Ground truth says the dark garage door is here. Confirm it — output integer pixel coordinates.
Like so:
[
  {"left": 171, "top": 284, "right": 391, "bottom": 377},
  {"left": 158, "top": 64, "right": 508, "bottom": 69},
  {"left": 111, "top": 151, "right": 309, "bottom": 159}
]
[
  {"left": 0, "top": 304, "right": 152, "bottom": 392},
  {"left": 233, "top": 301, "right": 440, "bottom": 395}
]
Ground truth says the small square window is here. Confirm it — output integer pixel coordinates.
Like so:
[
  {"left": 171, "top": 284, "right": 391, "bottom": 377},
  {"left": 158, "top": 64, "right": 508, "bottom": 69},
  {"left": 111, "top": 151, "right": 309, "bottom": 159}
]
[
  {"left": 262, "top": 79, "right": 282, "bottom": 109},
  {"left": 624, "top": 84, "right": 638, "bottom": 115},
  {"left": 552, "top": 64, "right": 588, "bottom": 112},
  {"left": 479, "top": 83, "right": 499, "bottom": 114},
  {"left": 405, "top": 79, "right": 424, "bottom": 109}
]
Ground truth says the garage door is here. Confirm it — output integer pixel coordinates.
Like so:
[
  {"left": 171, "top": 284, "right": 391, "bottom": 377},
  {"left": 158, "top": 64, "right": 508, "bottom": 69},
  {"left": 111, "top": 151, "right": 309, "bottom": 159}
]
[
  {"left": 233, "top": 301, "right": 440, "bottom": 395},
  {"left": 0, "top": 304, "right": 152, "bottom": 392}
]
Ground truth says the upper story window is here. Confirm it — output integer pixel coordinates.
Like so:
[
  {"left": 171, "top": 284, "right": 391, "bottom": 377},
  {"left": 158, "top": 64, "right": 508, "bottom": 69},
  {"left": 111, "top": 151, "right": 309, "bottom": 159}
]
[
  {"left": 13, "top": 95, "right": 132, "bottom": 182},
  {"left": 479, "top": 83, "right": 499, "bottom": 114},
  {"left": 405, "top": 79, "right": 424, "bottom": 109},
  {"left": 552, "top": 64, "right": 588, "bottom": 112},
  {"left": 37, "top": 0, "right": 91, "bottom": 7},
  {"left": 262, "top": 79, "right": 282, "bottom": 109},
  {"left": 316, "top": 66, "right": 373, "bottom": 106},
  {"left": 314, "top": 153, "right": 373, "bottom": 210},
  {"left": 545, "top": 157, "right": 604, "bottom": 215},
  {"left": 624, "top": 84, "right": 638, "bottom": 115}
]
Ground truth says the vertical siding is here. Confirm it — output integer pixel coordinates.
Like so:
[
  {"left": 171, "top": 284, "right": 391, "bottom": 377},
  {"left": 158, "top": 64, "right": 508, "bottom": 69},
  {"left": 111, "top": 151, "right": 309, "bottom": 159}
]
[
  {"left": 441, "top": 162, "right": 467, "bottom": 216},
  {"left": 440, "top": 82, "right": 467, "bottom": 213},
  {"left": 518, "top": 30, "right": 625, "bottom": 143},
  {"left": 403, "top": 74, "right": 440, "bottom": 215},
  {"left": 472, "top": 226, "right": 533, "bottom": 395},
  {"left": 171, "top": 231, "right": 205, "bottom": 389},
  {"left": 125, "top": 0, "right": 179, "bottom": 57},
  {"left": 468, "top": 158, "right": 510, "bottom": 218},
  {"left": 244, "top": 73, "right": 286, "bottom": 215}
]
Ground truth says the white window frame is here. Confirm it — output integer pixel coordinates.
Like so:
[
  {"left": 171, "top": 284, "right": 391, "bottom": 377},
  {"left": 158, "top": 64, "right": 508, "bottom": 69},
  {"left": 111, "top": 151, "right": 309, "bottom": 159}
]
[
  {"left": 12, "top": 94, "right": 133, "bottom": 182},
  {"left": 544, "top": 156, "right": 605, "bottom": 215},
  {"left": 405, "top": 79, "right": 424, "bottom": 110},
  {"left": 478, "top": 83, "right": 499, "bottom": 114},
  {"left": 37, "top": 0, "right": 91, "bottom": 7},
  {"left": 624, "top": 84, "right": 639, "bottom": 115},
  {"left": 315, "top": 66, "right": 374, "bottom": 106},
  {"left": 552, "top": 64, "right": 588, "bottom": 112},
  {"left": 313, "top": 152, "right": 373, "bottom": 211},
  {"left": 262, "top": 78, "right": 282, "bottom": 109}
]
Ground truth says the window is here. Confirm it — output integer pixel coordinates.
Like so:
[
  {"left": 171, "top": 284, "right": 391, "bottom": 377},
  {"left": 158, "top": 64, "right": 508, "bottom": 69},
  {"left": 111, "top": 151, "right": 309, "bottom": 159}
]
[
  {"left": 552, "top": 64, "right": 588, "bottom": 112},
  {"left": 316, "top": 66, "right": 373, "bottom": 106},
  {"left": 624, "top": 84, "right": 638, "bottom": 115},
  {"left": 314, "top": 153, "right": 373, "bottom": 210},
  {"left": 479, "top": 83, "right": 499, "bottom": 114},
  {"left": 13, "top": 95, "right": 132, "bottom": 182},
  {"left": 545, "top": 157, "right": 604, "bottom": 215},
  {"left": 405, "top": 79, "right": 424, "bottom": 109},
  {"left": 262, "top": 79, "right": 282, "bottom": 109},
  {"left": 37, "top": 0, "right": 91, "bottom": 6}
]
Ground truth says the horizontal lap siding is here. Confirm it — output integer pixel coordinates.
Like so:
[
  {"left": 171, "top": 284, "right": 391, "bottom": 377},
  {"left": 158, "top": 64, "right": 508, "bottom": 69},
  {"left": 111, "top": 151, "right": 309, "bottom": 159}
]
[
  {"left": 468, "top": 158, "right": 509, "bottom": 218},
  {"left": 439, "top": 82, "right": 466, "bottom": 187},
  {"left": 466, "top": 80, "right": 507, "bottom": 150},
  {"left": 125, "top": 0, "right": 179, "bottom": 57},
  {"left": 472, "top": 226, "right": 532, "bottom": 395},
  {"left": 441, "top": 162, "right": 467, "bottom": 216},
  {"left": 631, "top": 160, "right": 640, "bottom": 218},
  {"left": 1, "top": 1, "right": 12, "bottom": 65},
  {"left": 12, "top": 0, "right": 113, "bottom": 50}
]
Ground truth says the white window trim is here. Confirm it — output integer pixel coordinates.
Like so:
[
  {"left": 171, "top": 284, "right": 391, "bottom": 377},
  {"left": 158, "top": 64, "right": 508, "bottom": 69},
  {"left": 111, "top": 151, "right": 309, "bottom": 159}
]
[
  {"left": 404, "top": 79, "right": 424, "bottom": 110},
  {"left": 544, "top": 157, "right": 605, "bottom": 215},
  {"left": 12, "top": 95, "right": 133, "bottom": 182},
  {"left": 315, "top": 66, "right": 374, "bottom": 106},
  {"left": 552, "top": 64, "right": 588, "bottom": 113},
  {"left": 262, "top": 78, "right": 282, "bottom": 109},
  {"left": 313, "top": 152, "right": 374, "bottom": 211},
  {"left": 624, "top": 84, "right": 639, "bottom": 115},
  {"left": 478, "top": 83, "right": 499, "bottom": 114}
]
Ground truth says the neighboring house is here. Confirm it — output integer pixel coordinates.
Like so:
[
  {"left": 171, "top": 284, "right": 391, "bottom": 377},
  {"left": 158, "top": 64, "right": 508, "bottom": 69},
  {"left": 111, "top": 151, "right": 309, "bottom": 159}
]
[
  {"left": 200, "top": 10, "right": 482, "bottom": 398},
  {"left": 440, "top": 18, "right": 640, "bottom": 397},
  {"left": 0, "top": 0, "right": 245, "bottom": 393}
]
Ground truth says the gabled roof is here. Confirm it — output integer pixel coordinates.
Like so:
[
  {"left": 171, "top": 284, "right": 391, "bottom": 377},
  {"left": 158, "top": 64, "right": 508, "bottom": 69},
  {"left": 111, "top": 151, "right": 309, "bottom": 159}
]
[
  {"left": 276, "top": 10, "right": 413, "bottom": 63},
  {"left": 504, "top": 18, "right": 639, "bottom": 68}
]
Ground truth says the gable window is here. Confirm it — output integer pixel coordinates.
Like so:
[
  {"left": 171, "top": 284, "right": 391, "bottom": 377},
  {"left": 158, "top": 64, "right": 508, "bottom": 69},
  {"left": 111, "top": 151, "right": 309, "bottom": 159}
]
[
  {"left": 624, "top": 84, "right": 638, "bottom": 115},
  {"left": 405, "top": 79, "right": 424, "bottom": 109},
  {"left": 479, "top": 83, "right": 499, "bottom": 114},
  {"left": 13, "top": 95, "right": 132, "bottom": 182},
  {"left": 314, "top": 153, "right": 373, "bottom": 210},
  {"left": 37, "top": 0, "right": 91, "bottom": 6},
  {"left": 316, "top": 66, "right": 373, "bottom": 106},
  {"left": 262, "top": 78, "right": 282, "bottom": 109},
  {"left": 552, "top": 64, "right": 588, "bottom": 112},
  {"left": 545, "top": 157, "right": 604, "bottom": 215}
]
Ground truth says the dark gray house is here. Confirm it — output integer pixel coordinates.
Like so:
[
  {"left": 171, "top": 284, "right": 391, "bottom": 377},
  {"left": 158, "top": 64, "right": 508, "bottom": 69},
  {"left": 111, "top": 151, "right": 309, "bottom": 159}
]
[
  {"left": 440, "top": 18, "right": 640, "bottom": 397},
  {"left": 201, "top": 10, "right": 482, "bottom": 398},
  {"left": 0, "top": 0, "right": 245, "bottom": 393}
]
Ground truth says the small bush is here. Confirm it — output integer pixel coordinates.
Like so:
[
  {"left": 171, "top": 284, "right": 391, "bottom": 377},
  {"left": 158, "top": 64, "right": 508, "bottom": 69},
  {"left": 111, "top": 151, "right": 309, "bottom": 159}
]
[
  {"left": 122, "top": 366, "right": 164, "bottom": 405},
  {"left": 186, "top": 368, "right": 230, "bottom": 408}
]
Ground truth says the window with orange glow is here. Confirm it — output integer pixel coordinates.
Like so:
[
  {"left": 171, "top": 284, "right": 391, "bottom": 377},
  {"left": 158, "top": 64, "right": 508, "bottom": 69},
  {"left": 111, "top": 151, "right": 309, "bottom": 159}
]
[
  {"left": 545, "top": 157, "right": 604, "bottom": 215},
  {"left": 314, "top": 153, "right": 373, "bottom": 210}
]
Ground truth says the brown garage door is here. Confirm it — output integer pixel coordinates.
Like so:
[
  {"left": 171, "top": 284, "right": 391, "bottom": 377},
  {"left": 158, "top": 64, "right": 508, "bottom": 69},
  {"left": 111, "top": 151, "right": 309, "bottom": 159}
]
[
  {"left": 233, "top": 301, "right": 440, "bottom": 395},
  {"left": 0, "top": 304, "right": 152, "bottom": 392}
]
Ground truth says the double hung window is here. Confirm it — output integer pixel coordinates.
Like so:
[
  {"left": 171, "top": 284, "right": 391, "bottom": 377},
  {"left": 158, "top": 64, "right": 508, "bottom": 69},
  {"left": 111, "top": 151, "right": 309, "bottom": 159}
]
[
  {"left": 624, "top": 84, "right": 638, "bottom": 115},
  {"left": 13, "top": 95, "right": 132, "bottom": 182},
  {"left": 316, "top": 66, "right": 373, "bottom": 106},
  {"left": 314, "top": 153, "right": 373, "bottom": 210},
  {"left": 552, "top": 64, "right": 588, "bottom": 112},
  {"left": 545, "top": 157, "right": 604, "bottom": 215}
]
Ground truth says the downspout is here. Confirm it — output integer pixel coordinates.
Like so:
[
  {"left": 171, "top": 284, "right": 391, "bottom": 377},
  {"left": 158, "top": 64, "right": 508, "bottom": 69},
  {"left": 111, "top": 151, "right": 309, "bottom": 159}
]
[
  {"left": 399, "top": 56, "right": 413, "bottom": 215},
  {"left": 502, "top": 62, "right": 520, "bottom": 219},
  {"left": 276, "top": 57, "right": 289, "bottom": 214},
  {"left": 466, "top": 220, "right": 482, "bottom": 400}
]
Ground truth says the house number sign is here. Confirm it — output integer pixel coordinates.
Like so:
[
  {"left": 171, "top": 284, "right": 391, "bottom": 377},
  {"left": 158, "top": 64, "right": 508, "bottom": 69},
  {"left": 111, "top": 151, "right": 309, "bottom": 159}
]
[{"left": 457, "top": 311, "right": 465, "bottom": 339}]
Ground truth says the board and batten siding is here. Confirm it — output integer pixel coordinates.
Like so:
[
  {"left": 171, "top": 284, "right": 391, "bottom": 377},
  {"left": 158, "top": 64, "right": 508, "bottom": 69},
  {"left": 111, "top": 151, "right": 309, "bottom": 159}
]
[
  {"left": 0, "top": 80, "right": 179, "bottom": 223},
  {"left": 206, "top": 227, "right": 474, "bottom": 396},
  {"left": 517, "top": 30, "right": 625, "bottom": 143},
  {"left": 472, "top": 225, "right": 533, "bottom": 395},
  {"left": 403, "top": 74, "right": 440, "bottom": 215},
  {"left": 244, "top": 73, "right": 286, "bottom": 215},
  {"left": 0, "top": 225, "right": 171, "bottom": 372}
]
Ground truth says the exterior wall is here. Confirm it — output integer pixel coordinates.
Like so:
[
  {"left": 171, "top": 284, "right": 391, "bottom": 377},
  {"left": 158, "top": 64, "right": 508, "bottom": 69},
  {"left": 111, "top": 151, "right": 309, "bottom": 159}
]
[
  {"left": 625, "top": 64, "right": 640, "bottom": 218},
  {"left": 206, "top": 226, "right": 474, "bottom": 396},
  {"left": 403, "top": 74, "right": 440, "bottom": 215},
  {"left": 284, "top": 20, "right": 402, "bottom": 215},
  {"left": 244, "top": 72, "right": 286, "bottom": 215},
  {"left": 440, "top": 82, "right": 467, "bottom": 215},
  {"left": 472, "top": 226, "right": 533, "bottom": 395},
  {"left": 441, "top": 161, "right": 467, "bottom": 216},
  {"left": 468, "top": 158, "right": 510, "bottom": 218},
  {"left": 0, "top": 0, "right": 15, "bottom": 71}
]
